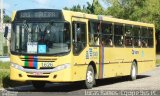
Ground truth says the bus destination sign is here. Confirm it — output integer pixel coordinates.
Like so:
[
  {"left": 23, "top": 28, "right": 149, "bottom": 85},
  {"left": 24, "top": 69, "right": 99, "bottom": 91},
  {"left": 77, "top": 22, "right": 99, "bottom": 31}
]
[
  {"left": 16, "top": 9, "right": 63, "bottom": 20},
  {"left": 20, "top": 12, "right": 57, "bottom": 18}
]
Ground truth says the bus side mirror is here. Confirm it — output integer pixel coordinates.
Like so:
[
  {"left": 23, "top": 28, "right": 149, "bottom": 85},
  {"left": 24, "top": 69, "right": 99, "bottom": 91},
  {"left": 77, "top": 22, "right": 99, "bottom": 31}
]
[{"left": 4, "top": 26, "right": 9, "bottom": 39}]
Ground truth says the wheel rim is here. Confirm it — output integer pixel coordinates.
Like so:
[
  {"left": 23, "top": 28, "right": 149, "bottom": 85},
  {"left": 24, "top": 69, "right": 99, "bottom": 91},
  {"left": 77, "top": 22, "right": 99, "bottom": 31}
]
[
  {"left": 87, "top": 70, "right": 93, "bottom": 84},
  {"left": 131, "top": 65, "right": 136, "bottom": 78}
]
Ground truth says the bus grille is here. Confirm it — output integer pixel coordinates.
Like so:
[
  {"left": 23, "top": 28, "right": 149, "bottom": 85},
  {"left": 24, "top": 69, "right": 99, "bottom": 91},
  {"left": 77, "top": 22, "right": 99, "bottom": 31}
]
[
  {"left": 23, "top": 66, "right": 55, "bottom": 69},
  {"left": 20, "top": 56, "right": 57, "bottom": 69},
  {"left": 27, "top": 75, "right": 49, "bottom": 78},
  {"left": 20, "top": 57, "right": 57, "bottom": 62}
]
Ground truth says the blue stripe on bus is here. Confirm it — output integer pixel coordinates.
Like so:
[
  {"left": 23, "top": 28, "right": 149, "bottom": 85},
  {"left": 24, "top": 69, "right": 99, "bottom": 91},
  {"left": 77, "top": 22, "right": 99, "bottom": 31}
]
[{"left": 34, "top": 56, "right": 38, "bottom": 69}]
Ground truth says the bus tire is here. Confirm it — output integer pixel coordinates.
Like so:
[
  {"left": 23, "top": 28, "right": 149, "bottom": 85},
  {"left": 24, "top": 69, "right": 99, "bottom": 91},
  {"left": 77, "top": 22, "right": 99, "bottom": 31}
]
[
  {"left": 32, "top": 81, "right": 46, "bottom": 89},
  {"left": 130, "top": 61, "right": 137, "bottom": 80},
  {"left": 85, "top": 65, "right": 95, "bottom": 89}
]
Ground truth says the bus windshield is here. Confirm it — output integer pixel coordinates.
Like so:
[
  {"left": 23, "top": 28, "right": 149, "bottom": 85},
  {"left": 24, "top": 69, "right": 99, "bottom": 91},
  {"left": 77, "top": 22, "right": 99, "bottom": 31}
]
[{"left": 11, "top": 21, "right": 71, "bottom": 55}]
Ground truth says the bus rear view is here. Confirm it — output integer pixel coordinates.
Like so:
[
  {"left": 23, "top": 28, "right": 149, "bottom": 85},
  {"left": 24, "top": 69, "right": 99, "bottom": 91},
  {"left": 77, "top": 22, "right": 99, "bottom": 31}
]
[{"left": 9, "top": 9, "right": 72, "bottom": 89}]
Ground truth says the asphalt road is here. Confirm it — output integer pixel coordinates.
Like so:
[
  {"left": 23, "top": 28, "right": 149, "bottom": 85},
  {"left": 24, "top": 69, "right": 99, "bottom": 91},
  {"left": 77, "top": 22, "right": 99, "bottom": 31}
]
[{"left": 1, "top": 66, "right": 160, "bottom": 96}]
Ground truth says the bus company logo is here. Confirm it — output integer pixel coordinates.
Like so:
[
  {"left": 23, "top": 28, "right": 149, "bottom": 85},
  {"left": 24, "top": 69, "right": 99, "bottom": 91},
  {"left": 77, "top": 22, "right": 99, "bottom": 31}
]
[
  {"left": 86, "top": 48, "right": 98, "bottom": 59},
  {"left": 141, "top": 51, "right": 145, "bottom": 57},
  {"left": 86, "top": 51, "right": 89, "bottom": 59},
  {"left": 86, "top": 48, "right": 93, "bottom": 59},
  {"left": 132, "top": 49, "right": 139, "bottom": 55},
  {"left": 89, "top": 48, "right": 93, "bottom": 57}
]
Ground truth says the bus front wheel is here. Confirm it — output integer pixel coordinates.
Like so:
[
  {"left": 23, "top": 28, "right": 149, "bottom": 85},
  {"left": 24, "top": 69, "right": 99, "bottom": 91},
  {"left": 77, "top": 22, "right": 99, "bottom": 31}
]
[
  {"left": 85, "top": 65, "right": 95, "bottom": 89},
  {"left": 130, "top": 61, "right": 137, "bottom": 80},
  {"left": 32, "top": 81, "right": 46, "bottom": 89}
]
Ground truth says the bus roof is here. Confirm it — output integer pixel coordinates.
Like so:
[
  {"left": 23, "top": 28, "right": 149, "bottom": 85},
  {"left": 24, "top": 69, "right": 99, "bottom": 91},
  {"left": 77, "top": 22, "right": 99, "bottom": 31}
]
[{"left": 63, "top": 10, "right": 155, "bottom": 28}]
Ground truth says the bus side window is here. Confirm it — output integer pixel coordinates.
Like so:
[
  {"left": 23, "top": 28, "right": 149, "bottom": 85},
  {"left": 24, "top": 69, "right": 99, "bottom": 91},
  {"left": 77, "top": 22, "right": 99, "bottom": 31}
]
[
  {"left": 101, "top": 22, "right": 113, "bottom": 47},
  {"left": 89, "top": 21, "right": 100, "bottom": 46},
  {"left": 133, "top": 26, "right": 141, "bottom": 47},
  {"left": 72, "top": 22, "right": 86, "bottom": 55},
  {"left": 124, "top": 25, "right": 133, "bottom": 47},
  {"left": 141, "top": 27, "right": 148, "bottom": 47},
  {"left": 148, "top": 28, "right": 154, "bottom": 47},
  {"left": 114, "top": 24, "right": 124, "bottom": 47}
]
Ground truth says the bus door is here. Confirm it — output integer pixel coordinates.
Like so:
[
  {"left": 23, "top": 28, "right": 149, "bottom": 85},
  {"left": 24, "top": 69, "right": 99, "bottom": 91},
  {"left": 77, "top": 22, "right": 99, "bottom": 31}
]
[
  {"left": 71, "top": 17, "right": 89, "bottom": 80},
  {"left": 72, "top": 17, "right": 88, "bottom": 65}
]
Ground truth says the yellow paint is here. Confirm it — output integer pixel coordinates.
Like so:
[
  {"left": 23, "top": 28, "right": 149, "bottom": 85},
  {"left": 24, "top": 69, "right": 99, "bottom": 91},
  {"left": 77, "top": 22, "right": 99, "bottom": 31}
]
[{"left": 11, "top": 11, "right": 16, "bottom": 21}]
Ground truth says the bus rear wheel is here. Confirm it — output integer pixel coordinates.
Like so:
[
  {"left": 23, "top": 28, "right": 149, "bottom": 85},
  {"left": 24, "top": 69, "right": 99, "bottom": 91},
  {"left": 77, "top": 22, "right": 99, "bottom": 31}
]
[
  {"left": 130, "top": 61, "right": 137, "bottom": 80},
  {"left": 85, "top": 65, "right": 95, "bottom": 89},
  {"left": 32, "top": 81, "right": 46, "bottom": 89}
]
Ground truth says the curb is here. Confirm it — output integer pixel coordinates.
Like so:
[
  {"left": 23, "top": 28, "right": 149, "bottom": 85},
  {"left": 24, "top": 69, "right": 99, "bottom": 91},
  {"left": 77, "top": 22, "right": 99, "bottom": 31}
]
[
  {"left": 0, "top": 85, "right": 32, "bottom": 91},
  {"left": 11, "top": 85, "right": 32, "bottom": 90}
]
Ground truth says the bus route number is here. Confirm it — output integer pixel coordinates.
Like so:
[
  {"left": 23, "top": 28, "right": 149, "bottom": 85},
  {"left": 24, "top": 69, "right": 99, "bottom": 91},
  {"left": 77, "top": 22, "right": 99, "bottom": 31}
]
[{"left": 42, "top": 62, "right": 53, "bottom": 68}]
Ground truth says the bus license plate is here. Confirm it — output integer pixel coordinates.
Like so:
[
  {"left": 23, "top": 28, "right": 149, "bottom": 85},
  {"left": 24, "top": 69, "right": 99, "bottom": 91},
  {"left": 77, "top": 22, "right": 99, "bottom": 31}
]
[{"left": 33, "top": 72, "right": 43, "bottom": 75}]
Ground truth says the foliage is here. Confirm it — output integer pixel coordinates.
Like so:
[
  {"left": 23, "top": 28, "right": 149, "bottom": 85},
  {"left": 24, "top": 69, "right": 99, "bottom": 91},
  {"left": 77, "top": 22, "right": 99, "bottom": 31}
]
[
  {"left": 0, "top": 62, "right": 31, "bottom": 88},
  {"left": 4, "top": 15, "right": 11, "bottom": 23},
  {"left": 1, "top": 9, "right": 11, "bottom": 23},
  {"left": 64, "top": 0, "right": 104, "bottom": 15},
  {"left": 0, "top": 61, "right": 10, "bottom": 69},
  {"left": 156, "top": 59, "right": 160, "bottom": 66},
  {"left": 0, "top": 70, "right": 9, "bottom": 87},
  {"left": 103, "top": 0, "right": 160, "bottom": 30},
  {"left": 92, "top": 0, "right": 104, "bottom": 15},
  {"left": 0, "top": 70, "right": 31, "bottom": 88}
]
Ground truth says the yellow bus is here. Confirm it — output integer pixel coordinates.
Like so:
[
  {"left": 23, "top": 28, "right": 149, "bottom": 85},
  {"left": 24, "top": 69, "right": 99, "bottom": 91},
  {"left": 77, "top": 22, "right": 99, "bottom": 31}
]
[{"left": 4, "top": 9, "right": 156, "bottom": 89}]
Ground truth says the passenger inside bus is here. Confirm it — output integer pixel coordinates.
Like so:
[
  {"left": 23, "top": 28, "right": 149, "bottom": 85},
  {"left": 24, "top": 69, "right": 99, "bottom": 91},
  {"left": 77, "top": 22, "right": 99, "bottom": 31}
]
[
  {"left": 94, "top": 23, "right": 101, "bottom": 45},
  {"left": 106, "top": 38, "right": 113, "bottom": 46}
]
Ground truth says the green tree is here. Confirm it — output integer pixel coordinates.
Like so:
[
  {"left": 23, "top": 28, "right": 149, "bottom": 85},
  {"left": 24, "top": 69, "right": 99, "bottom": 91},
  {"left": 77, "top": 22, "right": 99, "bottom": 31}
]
[
  {"left": 1, "top": 9, "right": 11, "bottom": 23},
  {"left": 4, "top": 15, "right": 11, "bottom": 23},
  {"left": 104, "top": 0, "right": 160, "bottom": 29},
  {"left": 92, "top": 0, "right": 104, "bottom": 15},
  {"left": 63, "top": 0, "right": 104, "bottom": 15},
  {"left": 63, "top": 7, "right": 69, "bottom": 10},
  {"left": 104, "top": 0, "right": 147, "bottom": 19}
]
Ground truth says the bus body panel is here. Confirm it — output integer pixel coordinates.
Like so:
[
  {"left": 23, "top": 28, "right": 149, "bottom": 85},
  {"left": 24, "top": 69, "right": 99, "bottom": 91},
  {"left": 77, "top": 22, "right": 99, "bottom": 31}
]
[
  {"left": 10, "top": 54, "right": 73, "bottom": 82},
  {"left": 102, "top": 48, "right": 156, "bottom": 78}
]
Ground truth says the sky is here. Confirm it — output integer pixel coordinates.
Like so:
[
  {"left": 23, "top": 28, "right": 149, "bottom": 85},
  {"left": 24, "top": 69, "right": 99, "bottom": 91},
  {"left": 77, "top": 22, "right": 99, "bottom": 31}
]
[{"left": 2, "top": 0, "right": 106, "bottom": 16}]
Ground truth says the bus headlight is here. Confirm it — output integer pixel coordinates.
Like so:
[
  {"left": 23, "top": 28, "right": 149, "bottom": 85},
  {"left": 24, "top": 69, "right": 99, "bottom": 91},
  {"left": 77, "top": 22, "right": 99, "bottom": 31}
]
[
  {"left": 54, "top": 64, "right": 70, "bottom": 72},
  {"left": 11, "top": 62, "right": 23, "bottom": 71}
]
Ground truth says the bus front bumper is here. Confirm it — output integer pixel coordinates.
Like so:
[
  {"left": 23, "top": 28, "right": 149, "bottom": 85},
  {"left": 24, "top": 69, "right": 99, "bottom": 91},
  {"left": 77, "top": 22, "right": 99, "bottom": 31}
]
[{"left": 10, "top": 63, "right": 72, "bottom": 82}]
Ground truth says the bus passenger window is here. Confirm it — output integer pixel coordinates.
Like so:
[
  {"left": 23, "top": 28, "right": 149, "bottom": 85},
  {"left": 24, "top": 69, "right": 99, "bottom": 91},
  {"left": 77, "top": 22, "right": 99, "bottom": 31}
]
[
  {"left": 125, "top": 25, "right": 133, "bottom": 47},
  {"left": 133, "top": 26, "right": 141, "bottom": 47},
  {"left": 114, "top": 24, "right": 124, "bottom": 47},
  {"left": 89, "top": 21, "right": 100, "bottom": 46},
  {"left": 141, "top": 27, "right": 148, "bottom": 47},
  {"left": 73, "top": 22, "right": 86, "bottom": 54},
  {"left": 101, "top": 22, "right": 113, "bottom": 47},
  {"left": 148, "top": 28, "right": 154, "bottom": 47}
]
